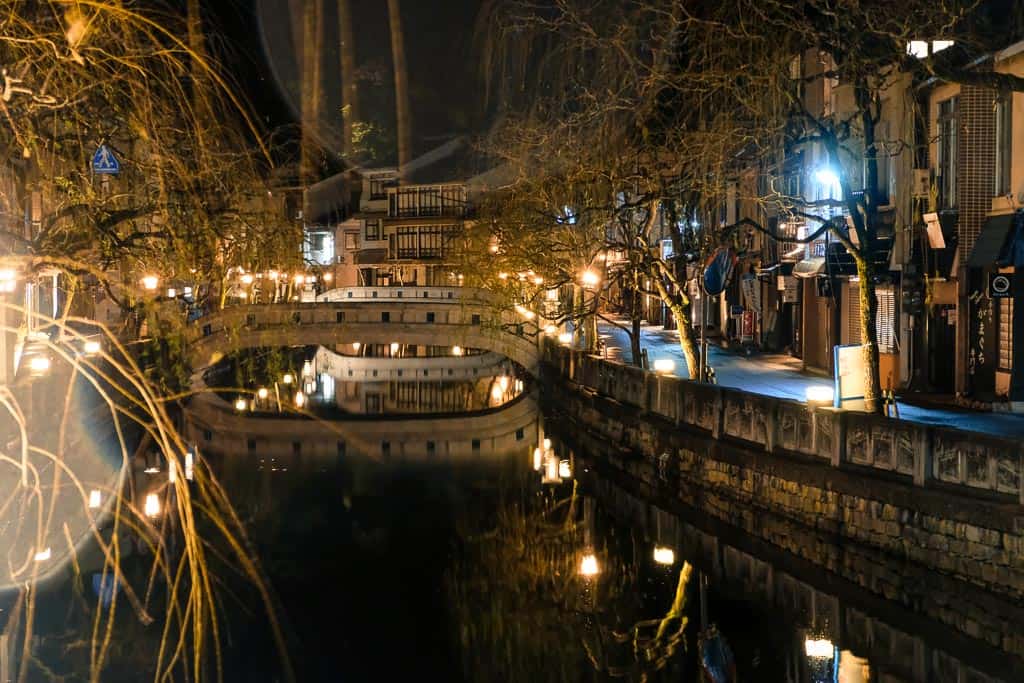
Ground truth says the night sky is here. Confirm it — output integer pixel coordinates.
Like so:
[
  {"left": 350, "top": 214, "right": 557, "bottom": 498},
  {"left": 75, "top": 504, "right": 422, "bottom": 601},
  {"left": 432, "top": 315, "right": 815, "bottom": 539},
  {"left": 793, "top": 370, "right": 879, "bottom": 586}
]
[{"left": 210, "top": 0, "right": 488, "bottom": 167}]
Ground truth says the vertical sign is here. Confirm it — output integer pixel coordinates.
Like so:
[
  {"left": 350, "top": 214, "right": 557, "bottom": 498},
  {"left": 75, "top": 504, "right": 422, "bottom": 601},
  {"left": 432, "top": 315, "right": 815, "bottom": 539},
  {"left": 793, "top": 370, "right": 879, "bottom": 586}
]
[{"left": 833, "top": 344, "right": 867, "bottom": 411}]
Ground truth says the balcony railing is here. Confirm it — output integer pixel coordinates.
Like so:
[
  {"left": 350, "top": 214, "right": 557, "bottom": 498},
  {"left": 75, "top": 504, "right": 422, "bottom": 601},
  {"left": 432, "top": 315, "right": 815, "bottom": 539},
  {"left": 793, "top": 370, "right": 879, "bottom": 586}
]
[{"left": 387, "top": 184, "right": 467, "bottom": 218}]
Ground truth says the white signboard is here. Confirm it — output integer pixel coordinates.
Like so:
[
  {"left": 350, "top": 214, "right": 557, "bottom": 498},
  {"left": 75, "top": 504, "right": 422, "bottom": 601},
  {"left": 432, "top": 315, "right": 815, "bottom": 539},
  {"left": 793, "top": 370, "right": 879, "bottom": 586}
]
[{"left": 833, "top": 344, "right": 867, "bottom": 410}]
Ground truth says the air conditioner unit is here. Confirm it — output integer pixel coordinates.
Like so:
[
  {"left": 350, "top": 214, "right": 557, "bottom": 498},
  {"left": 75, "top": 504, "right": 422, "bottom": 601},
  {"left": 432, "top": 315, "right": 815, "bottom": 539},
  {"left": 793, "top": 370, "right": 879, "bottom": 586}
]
[{"left": 912, "top": 169, "right": 930, "bottom": 198}]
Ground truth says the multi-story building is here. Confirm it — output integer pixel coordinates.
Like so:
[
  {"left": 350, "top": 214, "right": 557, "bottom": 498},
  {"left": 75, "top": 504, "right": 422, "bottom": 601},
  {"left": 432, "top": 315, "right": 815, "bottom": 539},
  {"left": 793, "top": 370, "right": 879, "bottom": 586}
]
[
  {"left": 923, "top": 40, "right": 1024, "bottom": 408},
  {"left": 306, "top": 141, "right": 489, "bottom": 290}
]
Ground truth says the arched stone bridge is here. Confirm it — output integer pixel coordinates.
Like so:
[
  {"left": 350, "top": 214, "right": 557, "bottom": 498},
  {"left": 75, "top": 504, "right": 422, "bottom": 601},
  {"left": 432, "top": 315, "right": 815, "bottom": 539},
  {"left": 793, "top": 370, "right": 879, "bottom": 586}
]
[{"left": 185, "top": 287, "right": 540, "bottom": 375}]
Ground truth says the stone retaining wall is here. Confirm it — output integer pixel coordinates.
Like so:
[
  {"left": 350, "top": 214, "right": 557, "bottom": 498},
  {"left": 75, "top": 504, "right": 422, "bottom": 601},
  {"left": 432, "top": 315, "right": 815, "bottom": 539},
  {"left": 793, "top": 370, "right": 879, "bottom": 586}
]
[{"left": 544, "top": 352, "right": 1024, "bottom": 601}]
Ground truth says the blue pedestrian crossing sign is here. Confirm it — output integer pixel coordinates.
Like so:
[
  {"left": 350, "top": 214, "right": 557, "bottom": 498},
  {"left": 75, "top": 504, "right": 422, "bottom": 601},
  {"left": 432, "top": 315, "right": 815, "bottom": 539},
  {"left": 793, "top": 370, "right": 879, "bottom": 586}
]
[{"left": 91, "top": 144, "right": 120, "bottom": 175}]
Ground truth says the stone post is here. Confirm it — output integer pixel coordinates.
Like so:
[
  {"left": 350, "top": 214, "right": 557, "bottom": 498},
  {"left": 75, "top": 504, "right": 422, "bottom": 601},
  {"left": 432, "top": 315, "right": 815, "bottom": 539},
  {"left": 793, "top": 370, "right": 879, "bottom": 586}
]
[{"left": 913, "top": 426, "right": 933, "bottom": 488}]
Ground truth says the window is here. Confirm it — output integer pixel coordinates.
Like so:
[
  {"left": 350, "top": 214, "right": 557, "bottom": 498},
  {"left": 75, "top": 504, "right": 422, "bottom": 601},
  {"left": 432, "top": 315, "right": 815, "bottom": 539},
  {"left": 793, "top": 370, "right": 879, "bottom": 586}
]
[
  {"left": 336, "top": 311, "right": 345, "bottom": 323},
  {"left": 419, "top": 226, "right": 443, "bottom": 258},
  {"left": 344, "top": 232, "right": 358, "bottom": 250},
  {"left": 937, "top": 97, "right": 958, "bottom": 209},
  {"left": 999, "top": 297, "right": 1014, "bottom": 370},
  {"left": 369, "top": 177, "right": 392, "bottom": 200},
  {"left": 381, "top": 311, "right": 390, "bottom": 322},
  {"left": 426, "top": 312, "right": 435, "bottom": 323},
  {"left": 396, "top": 227, "right": 418, "bottom": 258},
  {"left": 472, "top": 438, "right": 481, "bottom": 452},
  {"left": 471, "top": 314, "right": 481, "bottom": 325},
  {"left": 995, "top": 95, "right": 1013, "bottom": 197},
  {"left": 875, "top": 286, "right": 896, "bottom": 353},
  {"left": 365, "top": 219, "right": 381, "bottom": 241}
]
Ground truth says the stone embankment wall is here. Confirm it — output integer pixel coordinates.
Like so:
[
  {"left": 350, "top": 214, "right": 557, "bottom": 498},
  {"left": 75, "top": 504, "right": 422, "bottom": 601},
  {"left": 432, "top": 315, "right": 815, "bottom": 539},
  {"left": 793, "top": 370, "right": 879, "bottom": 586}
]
[{"left": 544, "top": 343, "right": 1024, "bottom": 602}]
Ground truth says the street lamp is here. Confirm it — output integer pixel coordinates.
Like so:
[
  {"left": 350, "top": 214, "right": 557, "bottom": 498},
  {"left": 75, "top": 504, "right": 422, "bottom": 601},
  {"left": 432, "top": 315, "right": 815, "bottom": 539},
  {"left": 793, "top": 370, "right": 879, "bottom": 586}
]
[
  {"left": 141, "top": 275, "right": 159, "bottom": 291},
  {"left": 282, "top": 373, "right": 294, "bottom": 385},
  {"left": 581, "top": 270, "right": 600, "bottom": 289},
  {"left": 653, "top": 359, "right": 675, "bottom": 374},
  {"left": 143, "top": 493, "right": 160, "bottom": 518},
  {"left": 579, "top": 553, "right": 600, "bottom": 577},
  {"left": 294, "top": 390, "right": 306, "bottom": 408},
  {"left": 653, "top": 546, "right": 676, "bottom": 565},
  {"left": 234, "top": 398, "right": 248, "bottom": 412}
]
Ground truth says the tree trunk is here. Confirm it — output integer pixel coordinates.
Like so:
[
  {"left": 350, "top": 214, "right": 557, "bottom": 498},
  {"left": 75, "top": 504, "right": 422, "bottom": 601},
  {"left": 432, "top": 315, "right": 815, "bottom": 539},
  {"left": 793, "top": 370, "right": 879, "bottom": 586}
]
[
  {"left": 654, "top": 279, "right": 699, "bottom": 379},
  {"left": 630, "top": 301, "right": 643, "bottom": 368},
  {"left": 387, "top": 0, "right": 412, "bottom": 180},
  {"left": 338, "top": 0, "right": 358, "bottom": 159},
  {"left": 856, "top": 259, "right": 883, "bottom": 413},
  {"left": 300, "top": 0, "right": 323, "bottom": 186}
]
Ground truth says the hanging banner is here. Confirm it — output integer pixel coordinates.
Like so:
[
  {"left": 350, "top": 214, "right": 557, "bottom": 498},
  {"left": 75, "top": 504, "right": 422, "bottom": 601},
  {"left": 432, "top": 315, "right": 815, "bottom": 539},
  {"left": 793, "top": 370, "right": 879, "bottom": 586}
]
[
  {"left": 702, "top": 247, "right": 738, "bottom": 296},
  {"left": 740, "top": 273, "right": 760, "bottom": 315}
]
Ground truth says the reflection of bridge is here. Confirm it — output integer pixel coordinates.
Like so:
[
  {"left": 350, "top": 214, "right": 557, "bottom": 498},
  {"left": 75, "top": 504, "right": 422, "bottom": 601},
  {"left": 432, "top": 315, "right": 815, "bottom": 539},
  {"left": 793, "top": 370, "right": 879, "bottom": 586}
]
[
  {"left": 184, "top": 390, "right": 539, "bottom": 463},
  {"left": 186, "top": 287, "right": 538, "bottom": 375},
  {"left": 314, "top": 346, "right": 514, "bottom": 382}
]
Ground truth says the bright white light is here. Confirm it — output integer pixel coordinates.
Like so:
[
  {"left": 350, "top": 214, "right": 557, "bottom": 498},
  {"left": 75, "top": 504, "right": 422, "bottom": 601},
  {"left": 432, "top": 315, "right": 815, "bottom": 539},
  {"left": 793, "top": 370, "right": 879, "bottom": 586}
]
[
  {"left": 241, "top": 274, "right": 254, "bottom": 285},
  {"left": 234, "top": 398, "right": 248, "bottom": 411},
  {"left": 491, "top": 384, "right": 504, "bottom": 400},
  {"left": 653, "top": 359, "right": 675, "bottom": 374},
  {"left": 184, "top": 286, "right": 193, "bottom": 296},
  {"left": 498, "top": 272, "right": 509, "bottom": 280},
  {"left": 352, "top": 342, "right": 361, "bottom": 352},
  {"left": 144, "top": 466, "right": 160, "bottom": 474},
  {"left": 282, "top": 373, "right": 294, "bottom": 385},
  {"left": 581, "top": 270, "right": 600, "bottom": 288},
  {"left": 815, "top": 168, "right": 840, "bottom": 187},
  {"left": 805, "top": 386, "right": 835, "bottom": 404},
  {"left": 906, "top": 40, "right": 929, "bottom": 58},
  {"left": 88, "top": 489, "right": 102, "bottom": 509},
  {"left": 543, "top": 438, "right": 551, "bottom": 450},
  {"left": 558, "top": 333, "right": 573, "bottom": 345},
  {"left": 185, "top": 450, "right": 194, "bottom": 481},
  {"left": 294, "top": 391, "right": 306, "bottom": 408},
  {"left": 167, "top": 288, "right": 177, "bottom": 298},
  {"left": 533, "top": 447, "right": 542, "bottom": 470},
  {"left": 34, "top": 548, "right": 51, "bottom": 562},
  {"left": 302, "top": 360, "right": 314, "bottom": 377},
  {"left": 544, "top": 324, "right": 558, "bottom": 335},
  {"left": 268, "top": 271, "right": 279, "bottom": 281},
  {"left": 306, "top": 275, "right": 317, "bottom": 284},
  {"left": 323, "top": 272, "right": 333, "bottom": 282},
  {"left": 546, "top": 288, "right": 559, "bottom": 301},
  {"left": 144, "top": 493, "right": 160, "bottom": 518},
  {"left": 452, "top": 345, "right": 463, "bottom": 356},
  {"left": 515, "top": 304, "right": 535, "bottom": 320},
  {"left": 257, "top": 387, "right": 269, "bottom": 400},
  {"left": 0, "top": 269, "right": 15, "bottom": 281},
  {"left": 168, "top": 460, "right": 177, "bottom": 484},
  {"left": 29, "top": 356, "right": 51, "bottom": 373},
  {"left": 805, "top": 639, "right": 835, "bottom": 658},
  {"left": 932, "top": 40, "right": 955, "bottom": 53},
  {"left": 499, "top": 376, "right": 510, "bottom": 391},
  {"left": 83, "top": 340, "right": 101, "bottom": 355},
  {"left": 653, "top": 546, "right": 676, "bottom": 565},
  {"left": 293, "top": 273, "right": 304, "bottom": 283},
  {"left": 141, "top": 275, "right": 159, "bottom": 291},
  {"left": 580, "top": 554, "right": 600, "bottom": 577},
  {"left": 533, "top": 276, "right": 544, "bottom": 285},
  {"left": 390, "top": 342, "right": 399, "bottom": 355},
  {"left": 558, "top": 459, "right": 571, "bottom": 479}
]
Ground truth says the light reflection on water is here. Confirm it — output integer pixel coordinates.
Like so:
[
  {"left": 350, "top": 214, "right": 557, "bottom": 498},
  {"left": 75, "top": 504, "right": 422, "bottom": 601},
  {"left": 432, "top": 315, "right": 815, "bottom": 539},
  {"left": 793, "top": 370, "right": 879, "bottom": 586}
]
[{"left": 14, "top": 347, "right": 1024, "bottom": 682}]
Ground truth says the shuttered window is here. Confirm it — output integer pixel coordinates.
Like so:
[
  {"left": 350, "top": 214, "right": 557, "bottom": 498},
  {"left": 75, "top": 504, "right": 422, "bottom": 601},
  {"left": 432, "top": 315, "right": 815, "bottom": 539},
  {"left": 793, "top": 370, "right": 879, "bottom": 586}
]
[
  {"left": 875, "top": 286, "right": 896, "bottom": 354},
  {"left": 999, "top": 297, "right": 1014, "bottom": 371},
  {"left": 845, "top": 284, "right": 896, "bottom": 353},
  {"left": 846, "top": 283, "right": 862, "bottom": 344}
]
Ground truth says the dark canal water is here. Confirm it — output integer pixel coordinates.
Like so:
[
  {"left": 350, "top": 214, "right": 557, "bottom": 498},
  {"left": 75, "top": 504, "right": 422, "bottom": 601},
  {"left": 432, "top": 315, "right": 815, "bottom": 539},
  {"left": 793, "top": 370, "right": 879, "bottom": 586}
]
[{"left": 16, "top": 345, "right": 1024, "bottom": 681}]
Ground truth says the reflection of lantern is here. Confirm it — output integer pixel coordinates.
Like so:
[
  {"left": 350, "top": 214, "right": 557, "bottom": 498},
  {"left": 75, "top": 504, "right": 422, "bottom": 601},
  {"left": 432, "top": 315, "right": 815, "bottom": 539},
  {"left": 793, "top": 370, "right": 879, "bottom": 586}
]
[
  {"left": 491, "top": 384, "right": 504, "bottom": 401},
  {"left": 144, "top": 493, "right": 160, "bottom": 518},
  {"left": 804, "top": 639, "right": 834, "bottom": 658},
  {"left": 558, "top": 459, "right": 572, "bottom": 479},
  {"left": 653, "top": 546, "right": 675, "bottom": 565},
  {"left": 533, "top": 447, "right": 542, "bottom": 470},
  {"left": 257, "top": 387, "right": 269, "bottom": 400},
  {"left": 283, "top": 373, "right": 294, "bottom": 385},
  {"left": 579, "top": 554, "right": 599, "bottom": 577},
  {"left": 294, "top": 391, "right": 306, "bottom": 408},
  {"left": 234, "top": 398, "right": 248, "bottom": 412},
  {"left": 542, "top": 454, "right": 561, "bottom": 484}
]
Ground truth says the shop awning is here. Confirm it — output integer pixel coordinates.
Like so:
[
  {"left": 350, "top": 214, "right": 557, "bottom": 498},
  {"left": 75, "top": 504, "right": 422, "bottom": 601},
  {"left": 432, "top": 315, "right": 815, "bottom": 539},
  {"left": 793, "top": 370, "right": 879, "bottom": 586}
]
[
  {"left": 793, "top": 257, "right": 826, "bottom": 279},
  {"left": 967, "top": 214, "right": 1015, "bottom": 268}
]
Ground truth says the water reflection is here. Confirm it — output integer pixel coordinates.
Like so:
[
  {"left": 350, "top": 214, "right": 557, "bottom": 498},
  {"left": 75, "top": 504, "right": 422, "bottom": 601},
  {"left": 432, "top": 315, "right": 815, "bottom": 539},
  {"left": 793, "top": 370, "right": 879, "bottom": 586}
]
[{"left": 204, "top": 344, "right": 526, "bottom": 417}]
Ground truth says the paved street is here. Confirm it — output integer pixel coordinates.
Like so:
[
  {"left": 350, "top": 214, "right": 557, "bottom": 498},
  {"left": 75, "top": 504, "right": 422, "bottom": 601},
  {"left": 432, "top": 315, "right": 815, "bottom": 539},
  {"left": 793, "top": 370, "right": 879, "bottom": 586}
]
[{"left": 598, "top": 321, "right": 1024, "bottom": 438}]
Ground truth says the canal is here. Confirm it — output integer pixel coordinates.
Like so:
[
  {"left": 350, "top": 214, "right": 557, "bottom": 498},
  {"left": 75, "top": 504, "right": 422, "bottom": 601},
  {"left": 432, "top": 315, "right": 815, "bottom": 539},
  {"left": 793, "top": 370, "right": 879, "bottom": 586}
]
[{"left": 7, "top": 343, "right": 1024, "bottom": 681}]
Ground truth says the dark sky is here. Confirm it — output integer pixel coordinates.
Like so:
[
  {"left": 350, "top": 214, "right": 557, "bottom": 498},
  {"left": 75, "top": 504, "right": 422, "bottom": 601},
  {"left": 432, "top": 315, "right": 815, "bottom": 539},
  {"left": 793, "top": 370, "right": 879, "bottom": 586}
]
[{"left": 211, "top": 0, "right": 488, "bottom": 167}]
